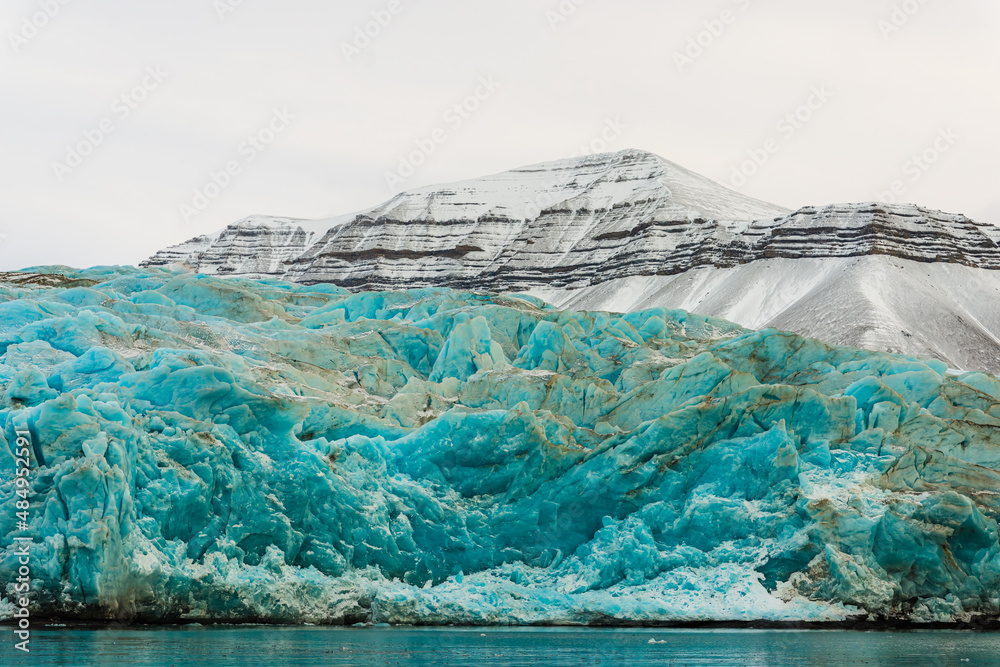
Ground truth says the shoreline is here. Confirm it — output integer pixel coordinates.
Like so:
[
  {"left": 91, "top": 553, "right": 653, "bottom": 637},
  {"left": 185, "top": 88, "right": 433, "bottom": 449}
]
[{"left": 7, "top": 618, "right": 1000, "bottom": 632}]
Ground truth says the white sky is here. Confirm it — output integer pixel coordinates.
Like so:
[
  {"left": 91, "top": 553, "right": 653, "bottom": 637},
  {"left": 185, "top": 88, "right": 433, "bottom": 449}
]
[{"left": 1, "top": 0, "right": 998, "bottom": 270}]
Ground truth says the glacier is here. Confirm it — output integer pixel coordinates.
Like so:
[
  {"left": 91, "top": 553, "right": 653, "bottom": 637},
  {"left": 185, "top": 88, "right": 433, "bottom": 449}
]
[{"left": 2, "top": 266, "right": 1000, "bottom": 625}]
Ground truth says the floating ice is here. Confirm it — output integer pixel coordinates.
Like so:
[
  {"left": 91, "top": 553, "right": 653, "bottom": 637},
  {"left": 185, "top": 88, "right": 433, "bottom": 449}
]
[{"left": 1, "top": 267, "right": 999, "bottom": 625}]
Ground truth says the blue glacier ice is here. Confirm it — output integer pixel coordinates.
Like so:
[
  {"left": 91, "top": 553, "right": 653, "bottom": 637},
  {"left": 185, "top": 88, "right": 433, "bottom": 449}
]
[{"left": 2, "top": 267, "right": 1000, "bottom": 625}]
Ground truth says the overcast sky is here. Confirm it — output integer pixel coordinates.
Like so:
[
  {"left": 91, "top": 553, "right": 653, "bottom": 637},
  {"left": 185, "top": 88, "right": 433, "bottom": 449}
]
[{"left": 1, "top": 0, "right": 998, "bottom": 270}]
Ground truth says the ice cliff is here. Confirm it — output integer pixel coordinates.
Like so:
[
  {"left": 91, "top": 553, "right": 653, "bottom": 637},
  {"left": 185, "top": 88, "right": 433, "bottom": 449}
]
[{"left": 2, "top": 267, "right": 1000, "bottom": 625}]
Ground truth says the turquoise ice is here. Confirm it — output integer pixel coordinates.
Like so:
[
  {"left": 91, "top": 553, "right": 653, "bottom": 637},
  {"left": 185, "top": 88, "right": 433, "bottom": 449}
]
[{"left": 1, "top": 267, "right": 999, "bottom": 624}]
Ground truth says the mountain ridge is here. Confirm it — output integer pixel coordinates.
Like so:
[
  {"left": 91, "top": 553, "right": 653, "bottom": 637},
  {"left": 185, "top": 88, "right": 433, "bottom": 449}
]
[{"left": 141, "top": 149, "right": 1000, "bottom": 372}]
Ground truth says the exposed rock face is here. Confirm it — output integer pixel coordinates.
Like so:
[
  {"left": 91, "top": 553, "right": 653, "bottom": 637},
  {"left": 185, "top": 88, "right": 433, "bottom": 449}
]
[
  {"left": 145, "top": 215, "right": 334, "bottom": 278},
  {"left": 141, "top": 149, "right": 1000, "bottom": 372},
  {"left": 287, "top": 202, "right": 1000, "bottom": 292},
  {"left": 743, "top": 204, "right": 1000, "bottom": 268}
]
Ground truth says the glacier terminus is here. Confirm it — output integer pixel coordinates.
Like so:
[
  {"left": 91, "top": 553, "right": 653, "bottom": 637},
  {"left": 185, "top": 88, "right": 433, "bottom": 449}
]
[{"left": 2, "top": 266, "right": 1000, "bottom": 625}]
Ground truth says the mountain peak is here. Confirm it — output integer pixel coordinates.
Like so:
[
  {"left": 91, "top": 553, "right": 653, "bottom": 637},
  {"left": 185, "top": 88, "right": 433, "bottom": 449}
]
[
  {"left": 364, "top": 149, "right": 789, "bottom": 226},
  {"left": 144, "top": 149, "right": 792, "bottom": 283}
]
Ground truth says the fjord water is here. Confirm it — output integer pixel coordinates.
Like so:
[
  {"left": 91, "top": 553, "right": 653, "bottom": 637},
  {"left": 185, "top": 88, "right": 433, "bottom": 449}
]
[{"left": 6, "top": 627, "right": 1000, "bottom": 666}]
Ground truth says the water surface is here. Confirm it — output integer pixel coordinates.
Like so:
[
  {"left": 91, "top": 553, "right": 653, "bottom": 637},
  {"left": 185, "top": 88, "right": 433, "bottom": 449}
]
[{"left": 5, "top": 626, "right": 1000, "bottom": 666}]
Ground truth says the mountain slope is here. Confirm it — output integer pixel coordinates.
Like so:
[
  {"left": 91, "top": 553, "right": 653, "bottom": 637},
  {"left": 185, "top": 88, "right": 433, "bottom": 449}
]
[
  {"left": 144, "top": 150, "right": 789, "bottom": 285},
  {"left": 531, "top": 256, "right": 1000, "bottom": 374},
  {"left": 142, "top": 149, "right": 1000, "bottom": 373}
]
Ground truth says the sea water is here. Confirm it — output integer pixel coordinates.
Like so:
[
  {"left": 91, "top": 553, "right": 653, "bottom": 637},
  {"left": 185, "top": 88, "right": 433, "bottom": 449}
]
[{"left": 3, "top": 627, "right": 999, "bottom": 666}]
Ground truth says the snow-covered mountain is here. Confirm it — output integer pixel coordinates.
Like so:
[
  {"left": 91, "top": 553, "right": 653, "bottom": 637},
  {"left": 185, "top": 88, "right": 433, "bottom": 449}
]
[
  {"left": 143, "top": 149, "right": 1000, "bottom": 372},
  {"left": 145, "top": 150, "right": 788, "bottom": 283},
  {"left": 144, "top": 215, "right": 345, "bottom": 278}
]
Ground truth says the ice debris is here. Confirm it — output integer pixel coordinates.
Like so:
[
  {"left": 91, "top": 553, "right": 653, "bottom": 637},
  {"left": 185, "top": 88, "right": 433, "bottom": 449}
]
[{"left": 1, "top": 266, "right": 1000, "bottom": 625}]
